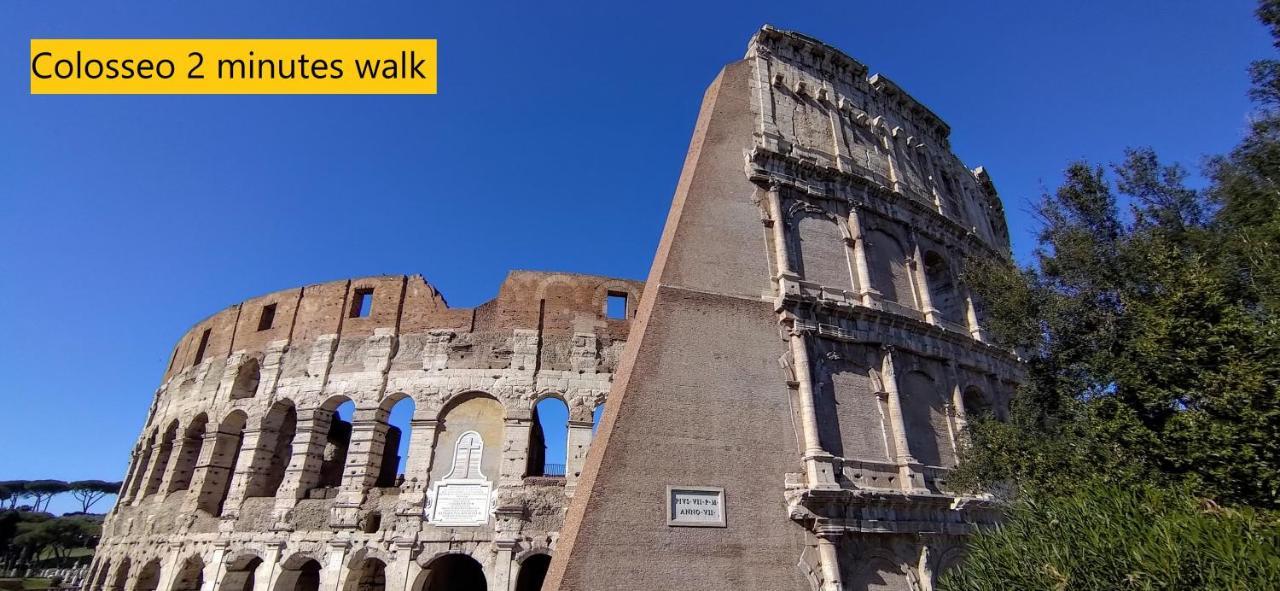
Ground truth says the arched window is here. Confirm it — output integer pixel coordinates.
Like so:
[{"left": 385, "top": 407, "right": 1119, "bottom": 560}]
[
  {"left": 134, "top": 559, "right": 161, "bottom": 591},
  {"left": 167, "top": 414, "right": 207, "bottom": 493},
  {"left": 962, "top": 387, "right": 993, "bottom": 419},
  {"left": 275, "top": 558, "right": 321, "bottom": 591},
  {"left": 172, "top": 556, "right": 204, "bottom": 591},
  {"left": 514, "top": 554, "right": 551, "bottom": 591},
  {"left": 344, "top": 558, "right": 386, "bottom": 591},
  {"left": 315, "top": 398, "right": 355, "bottom": 491},
  {"left": 197, "top": 411, "right": 246, "bottom": 515},
  {"left": 143, "top": 420, "right": 180, "bottom": 497},
  {"left": 528, "top": 397, "right": 568, "bottom": 477},
  {"left": 230, "top": 359, "right": 261, "bottom": 399},
  {"left": 125, "top": 432, "right": 157, "bottom": 501},
  {"left": 376, "top": 396, "right": 415, "bottom": 488},
  {"left": 591, "top": 403, "right": 604, "bottom": 435},
  {"left": 923, "top": 251, "right": 964, "bottom": 325},
  {"left": 247, "top": 401, "right": 296, "bottom": 497},
  {"left": 865, "top": 229, "right": 916, "bottom": 310},
  {"left": 108, "top": 558, "right": 130, "bottom": 591},
  {"left": 899, "top": 370, "right": 955, "bottom": 467},
  {"left": 419, "top": 554, "right": 486, "bottom": 591},
  {"left": 222, "top": 555, "right": 263, "bottom": 591}
]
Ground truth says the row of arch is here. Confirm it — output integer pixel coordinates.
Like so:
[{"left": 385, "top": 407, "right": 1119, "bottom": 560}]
[
  {"left": 119, "top": 390, "right": 605, "bottom": 514},
  {"left": 86, "top": 549, "right": 551, "bottom": 591}
]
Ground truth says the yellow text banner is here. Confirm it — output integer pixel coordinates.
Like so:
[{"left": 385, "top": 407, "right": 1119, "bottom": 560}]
[{"left": 30, "top": 39, "right": 437, "bottom": 94}]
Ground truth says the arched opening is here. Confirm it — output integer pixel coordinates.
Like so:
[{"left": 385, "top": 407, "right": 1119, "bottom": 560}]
[
  {"left": 247, "top": 401, "right": 297, "bottom": 497},
  {"left": 899, "top": 370, "right": 955, "bottom": 467},
  {"left": 168, "top": 414, "right": 207, "bottom": 493},
  {"left": 514, "top": 554, "right": 551, "bottom": 591},
  {"left": 222, "top": 555, "right": 263, "bottom": 591},
  {"left": 923, "top": 251, "right": 964, "bottom": 325},
  {"left": 197, "top": 411, "right": 247, "bottom": 515},
  {"left": 344, "top": 558, "right": 386, "bottom": 591},
  {"left": 419, "top": 554, "right": 486, "bottom": 591},
  {"left": 230, "top": 359, "right": 261, "bottom": 399},
  {"left": 865, "top": 229, "right": 916, "bottom": 310},
  {"left": 143, "top": 420, "right": 180, "bottom": 497},
  {"left": 108, "top": 558, "right": 130, "bottom": 591},
  {"left": 89, "top": 558, "right": 111, "bottom": 591},
  {"left": 430, "top": 393, "right": 502, "bottom": 485},
  {"left": 962, "top": 387, "right": 992, "bottom": 419},
  {"left": 125, "top": 432, "right": 157, "bottom": 501},
  {"left": 133, "top": 559, "right": 161, "bottom": 591},
  {"left": 528, "top": 397, "right": 568, "bottom": 477},
  {"left": 172, "top": 555, "right": 205, "bottom": 591},
  {"left": 375, "top": 396, "right": 415, "bottom": 488},
  {"left": 315, "top": 398, "right": 355, "bottom": 491},
  {"left": 275, "top": 558, "right": 322, "bottom": 591},
  {"left": 591, "top": 403, "right": 604, "bottom": 435}
]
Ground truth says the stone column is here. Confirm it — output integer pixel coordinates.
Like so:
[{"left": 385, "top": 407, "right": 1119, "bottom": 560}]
[
  {"left": 492, "top": 540, "right": 517, "bottom": 591},
  {"left": 273, "top": 407, "right": 333, "bottom": 515},
  {"left": 331, "top": 406, "right": 388, "bottom": 528},
  {"left": 139, "top": 438, "right": 174, "bottom": 499},
  {"left": 908, "top": 233, "right": 939, "bottom": 324},
  {"left": 127, "top": 442, "right": 155, "bottom": 506},
  {"left": 398, "top": 416, "right": 439, "bottom": 507},
  {"left": 321, "top": 542, "right": 349, "bottom": 591},
  {"left": 766, "top": 183, "right": 796, "bottom": 279},
  {"left": 118, "top": 449, "right": 143, "bottom": 506},
  {"left": 499, "top": 410, "right": 533, "bottom": 485},
  {"left": 201, "top": 544, "right": 228, "bottom": 591},
  {"left": 881, "top": 129, "right": 902, "bottom": 194},
  {"left": 564, "top": 419, "right": 594, "bottom": 493},
  {"left": 256, "top": 543, "right": 283, "bottom": 591},
  {"left": 944, "top": 361, "right": 963, "bottom": 462},
  {"left": 789, "top": 325, "right": 837, "bottom": 490},
  {"left": 160, "top": 432, "right": 199, "bottom": 494},
  {"left": 218, "top": 427, "right": 264, "bottom": 517},
  {"left": 964, "top": 288, "right": 985, "bottom": 342},
  {"left": 182, "top": 430, "right": 231, "bottom": 515},
  {"left": 815, "top": 524, "right": 844, "bottom": 591},
  {"left": 879, "top": 346, "right": 921, "bottom": 492},
  {"left": 846, "top": 206, "right": 877, "bottom": 306}
]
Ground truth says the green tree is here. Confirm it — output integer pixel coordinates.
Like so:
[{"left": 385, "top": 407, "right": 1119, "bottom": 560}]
[{"left": 67, "top": 480, "right": 120, "bottom": 514}]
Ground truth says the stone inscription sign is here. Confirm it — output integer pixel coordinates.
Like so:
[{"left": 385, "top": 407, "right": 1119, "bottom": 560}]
[
  {"left": 666, "top": 486, "right": 726, "bottom": 527},
  {"left": 430, "top": 482, "right": 492, "bottom": 526}
]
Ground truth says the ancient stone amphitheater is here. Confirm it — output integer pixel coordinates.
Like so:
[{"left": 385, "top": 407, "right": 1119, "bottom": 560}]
[{"left": 90, "top": 25, "right": 1023, "bottom": 591}]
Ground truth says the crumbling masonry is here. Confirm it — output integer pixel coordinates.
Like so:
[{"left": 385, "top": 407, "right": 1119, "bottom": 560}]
[{"left": 91, "top": 26, "right": 1022, "bottom": 591}]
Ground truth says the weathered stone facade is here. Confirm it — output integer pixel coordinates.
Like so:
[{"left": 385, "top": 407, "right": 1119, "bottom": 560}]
[
  {"left": 546, "top": 26, "right": 1021, "bottom": 591},
  {"left": 88, "top": 271, "right": 642, "bottom": 591},
  {"left": 91, "top": 25, "right": 1021, "bottom": 591}
]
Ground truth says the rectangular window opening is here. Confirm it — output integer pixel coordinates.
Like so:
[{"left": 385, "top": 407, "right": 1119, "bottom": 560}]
[
  {"left": 257, "top": 303, "right": 277, "bottom": 331},
  {"left": 606, "top": 292, "right": 628, "bottom": 320},
  {"left": 350, "top": 288, "right": 374, "bottom": 318},
  {"left": 193, "top": 329, "right": 211, "bottom": 364}
]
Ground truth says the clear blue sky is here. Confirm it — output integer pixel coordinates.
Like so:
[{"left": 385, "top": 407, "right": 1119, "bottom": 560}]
[{"left": 1, "top": 0, "right": 1270, "bottom": 514}]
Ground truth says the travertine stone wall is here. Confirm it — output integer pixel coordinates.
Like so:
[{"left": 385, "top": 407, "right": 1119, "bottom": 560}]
[
  {"left": 90, "top": 271, "right": 641, "bottom": 591},
  {"left": 548, "top": 26, "right": 1021, "bottom": 591}
]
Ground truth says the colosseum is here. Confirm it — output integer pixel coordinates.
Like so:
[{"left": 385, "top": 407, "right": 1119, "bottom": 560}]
[{"left": 90, "top": 25, "right": 1023, "bottom": 591}]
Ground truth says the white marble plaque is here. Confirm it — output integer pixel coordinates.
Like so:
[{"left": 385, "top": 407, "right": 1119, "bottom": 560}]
[
  {"left": 666, "top": 486, "right": 726, "bottom": 527},
  {"left": 428, "top": 481, "right": 492, "bottom": 526}
]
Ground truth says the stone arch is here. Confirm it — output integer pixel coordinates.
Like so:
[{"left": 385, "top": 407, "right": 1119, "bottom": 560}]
[
  {"left": 133, "top": 558, "right": 162, "bottom": 591},
  {"left": 847, "top": 555, "right": 918, "bottom": 591},
  {"left": 108, "top": 557, "right": 131, "bottom": 591},
  {"left": 313, "top": 396, "right": 355, "bottom": 491},
  {"left": 415, "top": 553, "right": 486, "bottom": 591},
  {"left": 513, "top": 552, "right": 551, "bottom": 591},
  {"left": 922, "top": 250, "right": 964, "bottom": 325},
  {"left": 197, "top": 410, "right": 247, "bottom": 515},
  {"left": 932, "top": 546, "right": 967, "bottom": 587},
  {"left": 172, "top": 555, "right": 205, "bottom": 591},
  {"left": 343, "top": 555, "right": 387, "bottom": 591},
  {"left": 89, "top": 557, "right": 112, "bottom": 591},
  {"left": 168, "top": 413, "right": 208, "bottom": 493},
  {"left": 430, "top": 391, "right": 503, "bottom": 484},
  {"left": 787, "top": 200, "right": 855, "bottom": 291},
  {"left": 230, "top": 358, "right": 261, "bottom": 400},
  {"left": 528, "top": 393, "right": 569, "bottom": 477},
  {"left": 814, "top": 353, "right": 888, "bottom": 464},
  {"left": 125, "top": 431, "right": 157, "bottom": 502},
  {"left": 899, "top": 369, "right": 954, "bottom": 468},
  {"left": 865, "top": 227, "right": 916, "bottom": 310},
  {"left": 221, "top": 552, "right": 264, "bottom": 591},
  {"left": 375, "top": 392, "right": 415, "bottom": 487},
  {"left": 961, "top": 386, "right": 992, "bottom": 419},
  {"left": 246, "top": 400, "right": 297, "bottom": 497},
  {"left": 143, "top": 420, "right": 180, "bottom": 497},
  {"left": 274, "top": 554, "right": 322, "bottom": 591}
]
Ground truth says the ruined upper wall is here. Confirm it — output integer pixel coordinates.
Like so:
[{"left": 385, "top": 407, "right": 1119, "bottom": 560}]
[
  {"left": 161, "top": 271, "right": 643, "bottom": 383},
  {"left": 746, "top": 25, "right": 1012, "bottom": 253}
]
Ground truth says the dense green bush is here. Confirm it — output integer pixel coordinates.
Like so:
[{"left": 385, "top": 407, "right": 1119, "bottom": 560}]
[{"left": 940, "top": 484, "right": 1280, "bottom": 591}]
